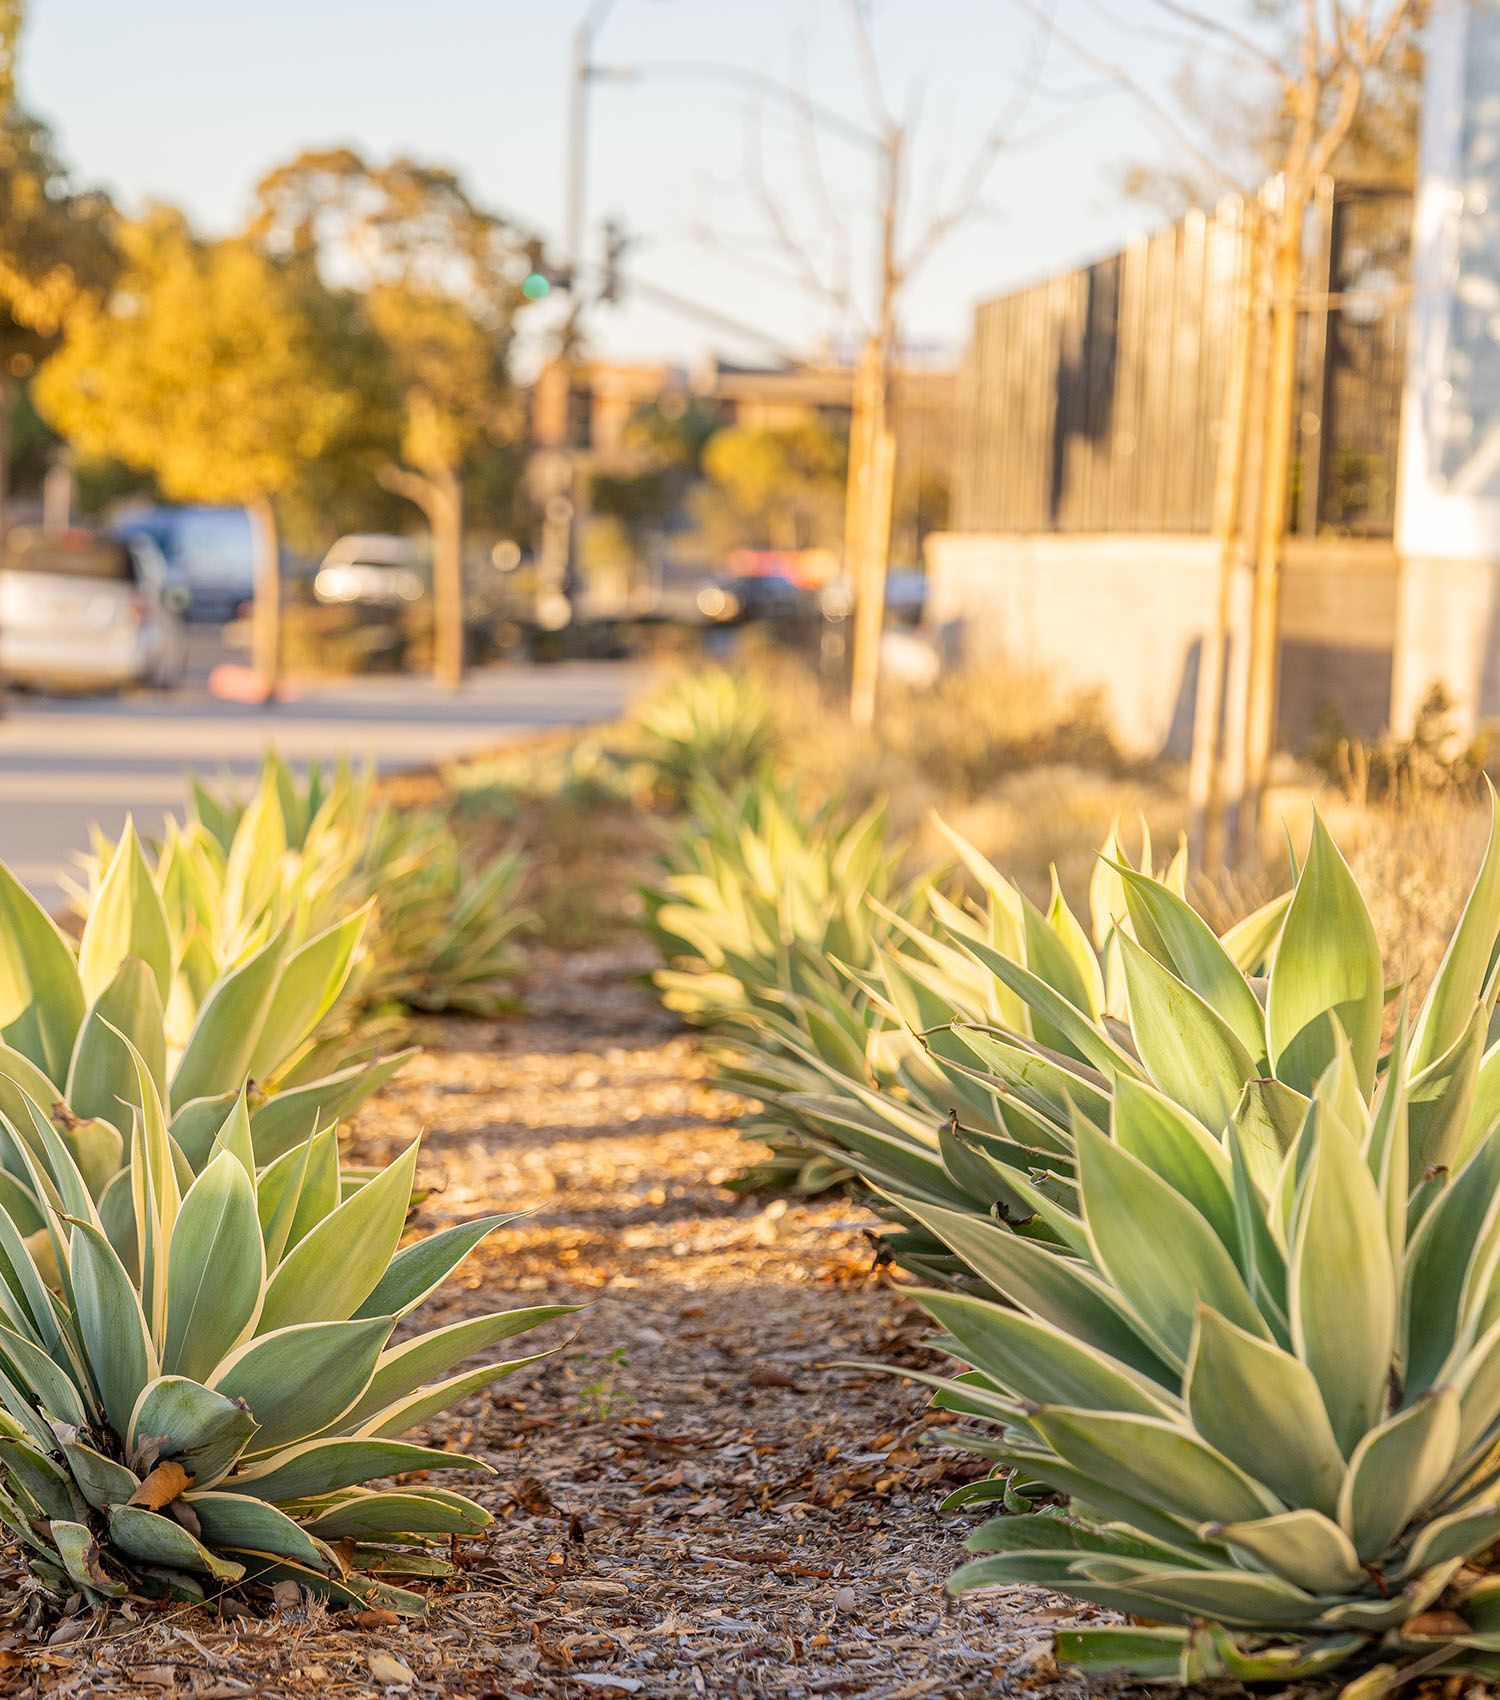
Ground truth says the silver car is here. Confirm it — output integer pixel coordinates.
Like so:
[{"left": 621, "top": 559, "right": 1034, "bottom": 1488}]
[
  {"left": 314, "top": 534, "right": 426, "bottom": 608},
  {"left": 0, "top": 528, "right": 188, "bottom": 692}
]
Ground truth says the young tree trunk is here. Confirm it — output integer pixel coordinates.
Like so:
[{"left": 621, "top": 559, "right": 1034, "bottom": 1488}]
[
  {"left": 378, "top": 461, "right": 466, "bottom": 689},
  {"left": 849, "top": 127, "right": 904, "bottom": 732},
  {"left": 1236, "top": 216, "right": 1302, "bottom": 862},
  {"left": 848, "top": 338, "right": 890, "bottom": 730},
  {"left": 431, "top": 468, "right": 465, "bottom": 690},
  {"left": 1188, "top": 212, "right": 1260, "bottom": 873},
  {"left": 249, "top": 495, "right": 281, "bottom": 698},
  {"left": 0, "top": 376, "right": 14, "bottom": 544}
]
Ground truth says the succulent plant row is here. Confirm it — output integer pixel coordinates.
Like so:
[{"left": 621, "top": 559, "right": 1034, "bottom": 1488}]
[
  {"left": 641, "top": 778, "right": 1284, "bottom": 1264},
  {"left": 0, "top": 757, "right": 557, "bottom": 1620},
  {"left": 0, "top": 1039, "right": 566, "bottom": 1612}
]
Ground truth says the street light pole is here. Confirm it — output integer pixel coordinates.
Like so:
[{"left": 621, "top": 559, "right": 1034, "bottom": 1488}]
[
  {"left": 537, "top": 0, "right": 620, "bottom": 634},
  {"left": 566, "top": 0, "right": 618, "bottom": 306}
]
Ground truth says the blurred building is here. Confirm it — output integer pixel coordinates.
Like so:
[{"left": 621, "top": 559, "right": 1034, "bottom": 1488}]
[{"left": 530, "top": 352, "right": 955, "bottom": 554}]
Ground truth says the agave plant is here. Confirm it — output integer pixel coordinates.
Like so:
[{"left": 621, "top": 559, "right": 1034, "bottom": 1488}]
[
  {"left": 642, "top": 777, "right": 926, "bottom": 1190},
  {"left": 896, "top": 1021, "right": 1500, "bottom": 1691},
  {"left": 642, "top": 778, "right": 920, "bottom": 1027},
  {"left": 85, "top": 753, "right": 531, "bottom": 1029},
  {"left": 883, "top": 802, "right": 1500, "bottom": 1235},
  {"left": 697, "top": 812, "right": 1281, "bottom": 1274},
  {"left": 630, "top": 668, "right": 777, "bottom": 804},
  {"left": 0, "top": 830, "right": 406, "bottom": 1252},
  {"left": 355, "top": 807, "right": 530, "bottom": 1018},
  {"left": 0, "top": 1055, "right": 567, "bottom": 1613}
]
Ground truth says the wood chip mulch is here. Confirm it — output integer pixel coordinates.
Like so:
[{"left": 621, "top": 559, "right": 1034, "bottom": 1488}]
[{"left": 0, "top": 943, "right": 1107, "bottom": 1699}]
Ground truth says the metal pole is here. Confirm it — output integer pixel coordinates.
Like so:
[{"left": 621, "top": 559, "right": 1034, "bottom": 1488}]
[
  {"left": 565, "top": 7, "right": 600, "bottom": 284},
  {"left": 547, "top": 0, "right": 617, "bottom": 622}
]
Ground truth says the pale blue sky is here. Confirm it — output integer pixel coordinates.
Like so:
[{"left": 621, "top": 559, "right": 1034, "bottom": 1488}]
[{"left": 21, "top": 1, "right": 1227, "bottom": 369}]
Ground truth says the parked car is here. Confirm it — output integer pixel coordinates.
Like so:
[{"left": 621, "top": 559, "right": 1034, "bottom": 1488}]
[
  {"left": 648, "top": 563, "right": 817, "bottom": 629},
  {"left": 112, "top": 504, "right": 259, "bottom": 622},
  {"left": 314, "top": 535, "right": 426, "bottom": 608},
  {"left": 0, "top": 527, "right": 187, "bottom": 691}
]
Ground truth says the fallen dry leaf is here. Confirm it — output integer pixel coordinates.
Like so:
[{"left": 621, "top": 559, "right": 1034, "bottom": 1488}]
[
  {"left": 128, "top": 1460, "right": 191, "bottom": 1510},
  {"left": 354, "top": 1607, "right": 401, "bottom": 1629},
  {"left": 270, "top": 1579, "right": 302, "bottom": 1612},
  {"left": 1403, "top": 1610, "right": 1472, "bottom": 1638}
]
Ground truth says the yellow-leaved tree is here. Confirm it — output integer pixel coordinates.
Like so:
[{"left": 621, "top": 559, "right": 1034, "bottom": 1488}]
[
  {"left": 252, "top": 148, "right": 526, "bottom": 687},
  {"left": 36, "top": 208, "right": 391, "bottom": 690},
  {"left": 0, "top": 0, "right": 116, "bottom": 531}
]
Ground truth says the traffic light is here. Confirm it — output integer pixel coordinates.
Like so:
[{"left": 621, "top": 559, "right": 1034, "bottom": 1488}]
[
  {"left": 521, "top": 237, "right": 571, "bottom": 302},
  {"left": 600, "top": 218, "right": 630, "bottom": 305}
]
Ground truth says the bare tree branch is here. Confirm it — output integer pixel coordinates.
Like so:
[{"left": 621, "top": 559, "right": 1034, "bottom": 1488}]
[
  {"left": 1141, "top": 0, "right": 1291, "bottom": 83},
  {"left": 1006, "top": 0, "right": 1248, "bottom": 200},
  {"left": 789, "top": 32, "right": 854, "bottom": 309},
  {"left": 901, "top": 0, "right": 1059, "bottom": 277},
  {"left": 841, "top": 0, "right": 893, "bottom": 129},
  {"left": 742, "top": 102, "right": 860, "bottom": 323}
]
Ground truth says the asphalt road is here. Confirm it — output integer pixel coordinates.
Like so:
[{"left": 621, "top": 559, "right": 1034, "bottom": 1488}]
[{"left": 0, "top": 638, "right": 648, "bottom": 907}]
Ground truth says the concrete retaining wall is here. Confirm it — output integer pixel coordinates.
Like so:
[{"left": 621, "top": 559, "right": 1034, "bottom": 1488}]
[{"left": 924, "top": 532, "right": 1400, "bottom": 759}]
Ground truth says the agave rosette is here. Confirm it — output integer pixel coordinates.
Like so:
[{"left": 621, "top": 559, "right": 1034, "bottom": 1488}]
[
  {"left": 642, "top": 778, "right": 927, "bottom": 1189},
  {"left": 630, "top": 668, "right": 777, "bottom": 804},
  {"left": 354, "top": 807, "right": 530, "bottom": 1018},
  {"left": 0, "top": 829, "right": 405, "bottom": 1250},
  {"left": 642, "top": 779, "right": 917, "bottom": 1025},
  {"left": 899, "top": 1025, "right": 1500, "bottom": 1689},
  {"left": 0, "top": 1051, "right": 568, "bottom": 1612},
  {"left": 855, "top": 796, "right": 1500, "bottom": 1689},
  {"left": 172, "top": 754, "right": 530, "bottom": 1024}
]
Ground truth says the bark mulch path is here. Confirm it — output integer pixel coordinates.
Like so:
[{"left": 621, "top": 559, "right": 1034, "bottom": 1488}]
[{"left": 3, "top": 944, "right": 1102, "bottom": 1699}]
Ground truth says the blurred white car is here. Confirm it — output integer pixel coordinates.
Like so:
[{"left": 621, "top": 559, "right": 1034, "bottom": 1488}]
[
  {"left": 0, "top": 528, "right": 187, "bottom": 691},
  {"left": 314, "top": 535, "right": 426, "bottom": 608}
]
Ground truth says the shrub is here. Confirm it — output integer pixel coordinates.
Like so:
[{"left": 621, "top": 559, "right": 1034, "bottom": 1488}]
[{"left": 0, "top": 1054, "right": 567, "bottom": 1612}]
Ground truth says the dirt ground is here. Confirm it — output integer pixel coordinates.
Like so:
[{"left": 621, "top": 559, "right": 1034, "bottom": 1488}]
[{"left": 0, "top": 938, "right": 1113, "bottom": 1699}]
